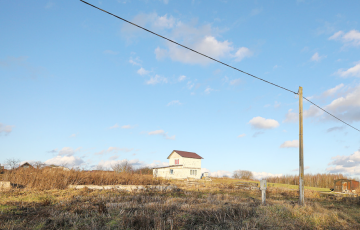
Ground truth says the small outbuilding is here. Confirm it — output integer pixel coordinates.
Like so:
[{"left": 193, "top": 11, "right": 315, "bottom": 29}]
[
  {"left": 334, "top": 179, "right": 359, "bottom": 193},
  {"left": 153, "top": 150, "right": 203, "bottom": 179}
]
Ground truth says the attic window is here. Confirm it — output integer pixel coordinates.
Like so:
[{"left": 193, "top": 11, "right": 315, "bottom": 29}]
[{"left": 175, "top": 159, "right": 179, "bottom": 165}]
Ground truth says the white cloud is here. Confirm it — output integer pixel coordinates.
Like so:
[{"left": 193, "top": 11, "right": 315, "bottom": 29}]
[
  {"left": 103, "top": 50, "right": 118, "bottom": 55},
  {"left": 322, "top": 83, "right": 344, "bottom": 97},
  {"left": 137, "top": 67, "right": 149, "bottom": 76},
  {"left": 310, "top": 52, "right": 326, "bottom": 62},
  {"left": 323, "top": 84, "right": 360, "bottom": 121},
  {"left": 204, "top": 86, "right": 214, "bottom": 94},
  {"left": 210, "top": 170, "right": 232, "bottom": 178},
  {"left": 284, "top": 105, "right": 323, "bottom": 122},
  {"left": 304, "top": 105, "right": 324, "bottom": 118},
  {"left": 0, "top": 123, "right": 14, "bottom": 136},
  {"left": 94, "top": 147, "right": 133, "bottom": 155},
  {"left": 121, "top": 125, "right": 134, "bottom": 129},
  {"left": 178, "top": 75, "right": 186, "bottom": 82},
  {"left": 153, "top": 14, "right": 174, "bottom": 28},
  {"left": 249, "top": 116, "right": 279, "bottom": 129},
  {"left": 150, "top": 18, "right": 251, "bottom": 64},
  {"left": 96, "top": 159, "right": 144, "bottom": 170},
  {"left": 329, "top": 31, "right": 344, "bottom": 40},
  {"left": 45, "top": 155, "right": 84, "bottom": 168},
  {"left": 162, "top": 0, "right": 169, "bottom": 4},
  {"left": 165, "top": 36, "right": 234, "bottom": 65},
  {"left": 237, "top": 134, "right": 246, "bottom": 138},
  {"left": 280, "top": 140, "right": 299, "bottom": 148},
  {"left": 327, "top": 126, "right": 344, "bottom": 132},
  {"left": 286, "top": 83, "right": 360, "bottom": 123},
  {"left": 187, "top": 81, "right": 194, "bottom": 89},
  {"left": 47, "top": 149, "right": 58, "bottom": 154},
  {"left": 146, "top": 75, "right": 168, "bottom": 85},
  {"left": 167, "top": 100, "right": 182, "bottom": 106},
  {"left": 274, "top": 101, "right": 281, "bottom": 108},
  {"left": 327, "top": 150, "right": 360, "bottom": 175},
  {"left": 147, "top": 160, "right": 169, "bottom": 168},
  {"left": 58, "top": 147, "right": 77, "bottom": 156},
  {"left": 284, "top": 109, "right": 297, "bottom": 123},
  {"left": 336, "top": 63, "right": 360, "bottom": 78},
  {"left": 109, "top": 155, "right": 119, "bottom": 160},
  {"left": 252, "top": 171, "right": 283, "bottom": 180},
  {"left": 70, "top": 134, "right": 77, "bottom": 138},
  {"left": 129, "top": 57, "right": 141, "bottom": 66},
  {"left": 230, "top": 78, "right": 241, "bottom": 86},
  {"left": 329, "top": 30, "right": 360, "bottom": 47},
  {"left": 155, "top": 47, "right": 168, "bottom": 60},
  {"left": 233, "top": 47, "right": 252, "bottom": 62},
  {"left": 109, "top": 124, "right": 119, "bottom": 129},
  {"left": 148, "top": 129, "right": 175, "bottom": 140}
]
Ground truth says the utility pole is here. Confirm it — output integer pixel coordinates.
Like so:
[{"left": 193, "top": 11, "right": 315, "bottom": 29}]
[{"left": 299, "top": 86, "right": 304, "bottom": 205}]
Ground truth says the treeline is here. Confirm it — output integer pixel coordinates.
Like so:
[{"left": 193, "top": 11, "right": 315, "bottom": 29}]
[{"left": 265, "top": 173, "right": 350, "bottom": 189}]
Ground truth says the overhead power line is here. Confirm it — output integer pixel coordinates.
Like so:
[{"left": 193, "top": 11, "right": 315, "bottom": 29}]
[
  {"left": 80, "top": 0, "right": 360, "bottom": 133},
  {"left": 303, "top": 97, "right": 360, "bottom": 132},
  {"left": 79, "top": 0, "right": 296, "bottom": 94}
]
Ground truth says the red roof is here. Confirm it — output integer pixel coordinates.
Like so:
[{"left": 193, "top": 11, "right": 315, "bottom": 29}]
[{"left": 168, "top": 150, "right": 203, "bottom": 159}]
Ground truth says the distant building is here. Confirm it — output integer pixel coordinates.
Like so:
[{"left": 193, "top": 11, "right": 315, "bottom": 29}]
[
  {"left": 45, "top": 165, "right": 70, "bottom": 171},
  {"left": 19, "top": 162, "right": 33, "bottom": 169},
  {"left": 153, "top": 150, "right": 203, "bottom": 179},
  {"left": 334, "top": 179, "right": 359, "bottom": 193}
]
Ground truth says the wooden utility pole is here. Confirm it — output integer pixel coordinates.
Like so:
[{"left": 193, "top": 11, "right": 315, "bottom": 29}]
[{"left": 299, "top": 86, "right": 304, "bottom": 205}]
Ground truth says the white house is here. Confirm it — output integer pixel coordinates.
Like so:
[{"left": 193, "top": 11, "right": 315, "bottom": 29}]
[{"left": 153, "top": 150, "right": 203, "bottom": 179}]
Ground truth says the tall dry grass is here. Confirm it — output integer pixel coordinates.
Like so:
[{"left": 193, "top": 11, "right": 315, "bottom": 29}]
[
  {"left": 265, "top": 173, "right": 348, "bottom": 188},
  {"left": 3, "top": 168, "right": 163, "bottom": 190},
  {"left": 1, "top": 188, "right": 358, "bottom": 229}
]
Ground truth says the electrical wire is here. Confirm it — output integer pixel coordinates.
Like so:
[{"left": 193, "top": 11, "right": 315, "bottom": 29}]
[
  {"left": 80, "top": 0, "right": 360, "bottom": 133},
  {"left": 303, "top": 97, "right": 360, "bottom": 132},
  {"left": 79, "top": 0, "right": 297, "bottom": 95}
]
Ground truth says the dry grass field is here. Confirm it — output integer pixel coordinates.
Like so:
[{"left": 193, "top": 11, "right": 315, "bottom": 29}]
[{"left": 1, "top": 169, "right": 360, "bottom": 229}]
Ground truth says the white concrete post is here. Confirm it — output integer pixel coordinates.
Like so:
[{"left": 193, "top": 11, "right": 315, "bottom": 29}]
[{"left": 260, "top": 179, "right": 267, "bottom": 205}]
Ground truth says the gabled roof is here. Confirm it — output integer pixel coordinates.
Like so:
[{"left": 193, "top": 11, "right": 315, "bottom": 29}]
[
  {"left": 167, "top": 150, "right": 203, "bottom": 159},
  {"left": 20, "top": 162, "right": 33, "bottom": 168}
]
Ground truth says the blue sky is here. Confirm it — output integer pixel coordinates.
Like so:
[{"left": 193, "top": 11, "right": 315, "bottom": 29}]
[{"left": 1, "top": 0, "right": 360, "bottom": 179}]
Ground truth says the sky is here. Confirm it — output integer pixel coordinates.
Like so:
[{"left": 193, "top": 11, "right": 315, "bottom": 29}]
[{"left": 1, "top": 0, "right": 360, "bottom": 179}]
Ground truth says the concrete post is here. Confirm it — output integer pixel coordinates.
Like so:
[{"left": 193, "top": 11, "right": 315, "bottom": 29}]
[{"left": 260, "top": 179, "right": 267, "bottom": 205}]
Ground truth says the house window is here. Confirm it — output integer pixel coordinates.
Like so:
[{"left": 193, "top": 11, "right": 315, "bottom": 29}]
[
  {"left": 190, "top": 170, "right": 197, "bottom": 176},
  {"left": 175, "top": 159, "right": 179, "bottom": 165},
  {"left": 170, "top": 169, "right": 174, "bottom": 174}
]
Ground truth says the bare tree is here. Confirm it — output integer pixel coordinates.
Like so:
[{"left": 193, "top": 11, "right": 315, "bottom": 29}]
[
  {"left": 111, "top": 160, "right": 133, "bottom": 173},
  {"left": 233, "top": 170, "right": 254, "bottom": 180},
  {"left": 33, "top": 161, "right": 45, "bottom": 169},
  {"left": 6, "top": 158, "right": 20, "bottom": 170},
  {"left": 95, "top": 165, "right": 105, "bottom": 171}
]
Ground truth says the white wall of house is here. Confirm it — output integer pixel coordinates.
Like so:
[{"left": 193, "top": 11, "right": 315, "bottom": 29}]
[
  {"left": 168, "top": 151, "right": 201, "bottom": 168},
  {"left": 153, "top": 151, "right": 203, "bottom": 179},
  {"left": 153, "top": 167, "right": 202, "bottom": 179}
]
